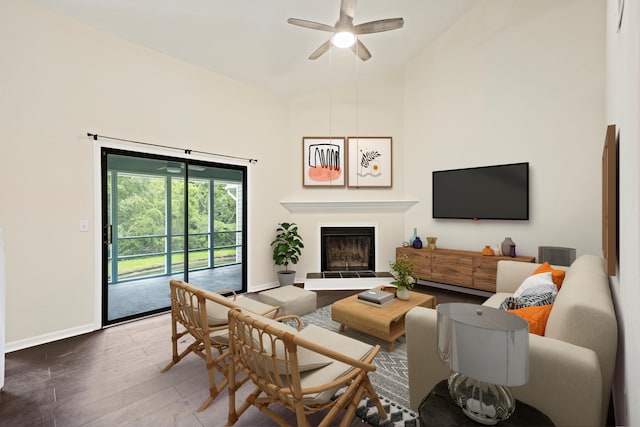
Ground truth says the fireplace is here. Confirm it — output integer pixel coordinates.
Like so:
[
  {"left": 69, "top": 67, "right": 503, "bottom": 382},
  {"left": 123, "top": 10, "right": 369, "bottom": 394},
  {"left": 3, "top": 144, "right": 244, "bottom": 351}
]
[{"left": 320, "top": 226, "right": 375, "bottom": 277}]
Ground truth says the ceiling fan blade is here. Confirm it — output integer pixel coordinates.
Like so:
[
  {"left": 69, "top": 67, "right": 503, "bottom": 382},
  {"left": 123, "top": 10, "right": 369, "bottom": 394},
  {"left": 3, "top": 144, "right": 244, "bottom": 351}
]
[
  {"left": 352, "top": 39, "right": 372, "bottom": 61},
  {"left": 353, "top": 18, "right": 404, "bottom": 35},
  {"left": 340, "top": 0, "right": 357, "bottom": 21},
  {"left": 309, "top": 40, "right": 332, "bottom": 60},
  {"left": 287, "top": 18, "right": 335, "bottom": 33}
]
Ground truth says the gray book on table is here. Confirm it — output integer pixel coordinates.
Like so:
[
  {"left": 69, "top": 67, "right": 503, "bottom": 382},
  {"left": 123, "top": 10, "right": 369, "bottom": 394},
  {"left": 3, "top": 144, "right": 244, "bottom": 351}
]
[{"left": 357, "top": 289, "right": 395, "bottom": 305}]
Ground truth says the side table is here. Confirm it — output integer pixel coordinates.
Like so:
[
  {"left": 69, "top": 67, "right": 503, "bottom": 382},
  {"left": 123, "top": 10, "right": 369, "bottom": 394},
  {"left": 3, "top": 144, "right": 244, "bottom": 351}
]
[{"left": 419, "top": 380, "right": 555, "bottom": 426}]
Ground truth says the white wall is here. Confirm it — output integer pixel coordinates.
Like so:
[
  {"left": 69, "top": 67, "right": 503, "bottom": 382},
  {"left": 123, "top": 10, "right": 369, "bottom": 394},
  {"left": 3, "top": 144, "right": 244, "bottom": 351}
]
[
  {"left": 0, "top": 0, "right": 289, "bottom": 348},
  {"left": 403, "top": 0, "right": 605, "bottom": 258},
  {"left": 606, "top": 0, "right": 640, "bottom": 424},
  {"left": 285, "top": 72, "right": 408, "bottom": 277}
]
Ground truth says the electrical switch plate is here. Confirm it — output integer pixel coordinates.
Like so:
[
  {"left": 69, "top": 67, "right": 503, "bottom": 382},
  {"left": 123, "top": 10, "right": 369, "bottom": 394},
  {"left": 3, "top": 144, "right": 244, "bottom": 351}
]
[{"left": 79, "top": 220, "right": 89, "bottom": 232}]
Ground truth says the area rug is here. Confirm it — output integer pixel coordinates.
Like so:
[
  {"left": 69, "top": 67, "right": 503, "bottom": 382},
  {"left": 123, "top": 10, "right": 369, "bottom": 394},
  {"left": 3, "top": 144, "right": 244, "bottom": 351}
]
[
  {"left": 334, "top": 387, "right": 418, "bottom": 427},
  {"left": 298, "top": 305, "right": 418, "bottom": 426}
]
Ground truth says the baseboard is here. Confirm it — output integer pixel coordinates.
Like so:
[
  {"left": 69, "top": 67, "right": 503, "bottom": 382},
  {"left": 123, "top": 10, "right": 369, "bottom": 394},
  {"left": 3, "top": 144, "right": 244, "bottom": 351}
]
[
  {"left": 5, "top": 322, "right": 99, "bottom": 353},
  {"left": 417, "top": 279, "right": 493, "bottom": 298},
  {"left": 249, "top": 281, "right": 280, "bottom": 293}
]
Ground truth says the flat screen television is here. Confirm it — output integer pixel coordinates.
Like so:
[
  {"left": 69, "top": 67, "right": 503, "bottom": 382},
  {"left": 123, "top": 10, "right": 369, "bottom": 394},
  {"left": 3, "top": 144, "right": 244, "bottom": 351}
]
[{"left": 432, "top": 162, "right": 529, "bottom": 220}]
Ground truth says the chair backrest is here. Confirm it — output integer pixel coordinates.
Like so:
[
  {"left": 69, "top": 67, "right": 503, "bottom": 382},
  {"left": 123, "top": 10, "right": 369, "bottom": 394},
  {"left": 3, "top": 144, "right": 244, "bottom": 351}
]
[
  {"left": 227, "top": 308, "right": 304, "bottom": 405},
  {"left": 168, "top": 279, "right": 236, "bottom": 341}
]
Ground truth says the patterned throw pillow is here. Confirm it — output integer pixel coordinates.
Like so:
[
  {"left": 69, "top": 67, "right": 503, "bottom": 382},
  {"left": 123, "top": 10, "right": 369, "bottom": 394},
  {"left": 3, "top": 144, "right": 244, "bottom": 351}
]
[
  {"left": 499, "top": 292, "right": 556, "bottom": 310},
  {"left": 513, "top": 272, "right": 558, "bottom": 298}
]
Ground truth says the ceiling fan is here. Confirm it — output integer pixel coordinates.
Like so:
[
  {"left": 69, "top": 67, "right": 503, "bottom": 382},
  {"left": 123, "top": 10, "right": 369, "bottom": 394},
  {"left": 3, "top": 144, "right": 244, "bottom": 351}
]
[{"left": 287, "top": 0, "right": 404, "bottom": 61}]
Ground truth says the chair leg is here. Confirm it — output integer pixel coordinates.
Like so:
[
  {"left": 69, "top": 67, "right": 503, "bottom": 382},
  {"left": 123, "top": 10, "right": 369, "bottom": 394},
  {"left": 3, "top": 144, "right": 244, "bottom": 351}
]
[
  {"left": 161, "top": 327, "right": 190, "bottom": 372},
  {"left": 363, "top": 376, "right": 387, "bottom": 420},
  {"left": 197, "top": 347, "right": 231, "bottom": 412},
  {"left": 227, "top": 385, "right": 262, "bottom": 426}
]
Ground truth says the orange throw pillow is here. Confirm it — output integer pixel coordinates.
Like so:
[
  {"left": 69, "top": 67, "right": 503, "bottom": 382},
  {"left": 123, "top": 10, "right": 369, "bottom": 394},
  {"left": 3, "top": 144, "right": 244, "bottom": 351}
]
[
  {"left": 533, "top": 262, "right": 566, "bottom": 289},
  {"left": 507, "top": 304, "right": 553, "bottom": 336}
]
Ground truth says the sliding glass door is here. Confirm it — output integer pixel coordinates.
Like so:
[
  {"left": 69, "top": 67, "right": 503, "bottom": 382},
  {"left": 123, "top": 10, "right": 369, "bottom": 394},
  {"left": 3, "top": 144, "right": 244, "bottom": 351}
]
[{"left": 102, "top": 148, "right": 247, "bottom": 325}]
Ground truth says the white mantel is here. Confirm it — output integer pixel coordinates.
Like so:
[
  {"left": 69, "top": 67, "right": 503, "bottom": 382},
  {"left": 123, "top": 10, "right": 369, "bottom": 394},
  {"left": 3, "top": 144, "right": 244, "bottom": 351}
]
[{"left": 280, "top": 200, "right": 418, "bottom": 213}]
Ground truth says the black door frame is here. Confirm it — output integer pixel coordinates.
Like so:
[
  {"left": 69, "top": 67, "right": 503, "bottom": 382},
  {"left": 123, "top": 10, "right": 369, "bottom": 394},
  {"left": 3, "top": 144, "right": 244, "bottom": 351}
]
[{"left": 100, "top": 147, "right": 248, "bottom": 326}]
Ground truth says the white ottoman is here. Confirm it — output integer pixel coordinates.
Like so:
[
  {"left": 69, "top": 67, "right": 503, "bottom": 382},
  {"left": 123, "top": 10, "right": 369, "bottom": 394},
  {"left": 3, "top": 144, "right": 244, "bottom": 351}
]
[{"left": 258, "top": 286, "right": 317, "bottom": 317}]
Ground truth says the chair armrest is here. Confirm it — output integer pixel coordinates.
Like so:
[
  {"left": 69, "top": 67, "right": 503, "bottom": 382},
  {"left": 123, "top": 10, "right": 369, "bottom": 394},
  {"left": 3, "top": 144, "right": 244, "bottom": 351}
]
[
  {"left": 260, "top": 305, "right": 281, "bottom": 319},
  {"left": 214, "top": 289, "right": 238, "bottom": 301},
  {"left": 274, "top": 314, "right": 303, "bottom": 331}
]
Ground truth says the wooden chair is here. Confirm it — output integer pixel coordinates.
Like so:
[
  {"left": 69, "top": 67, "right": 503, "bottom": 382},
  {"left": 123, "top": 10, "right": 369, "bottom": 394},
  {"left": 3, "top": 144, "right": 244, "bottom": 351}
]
[
  {"left": 161, "top": 280, "right": 279, "bottom": 411},
  {"left": 226, "top": 308, "right": 388, "bottom": 427}
]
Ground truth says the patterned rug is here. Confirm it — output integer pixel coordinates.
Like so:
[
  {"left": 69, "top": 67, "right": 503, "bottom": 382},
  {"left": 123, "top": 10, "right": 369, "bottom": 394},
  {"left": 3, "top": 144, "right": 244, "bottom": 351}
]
[{"left": 299, "top": 305, "right": 418, "bottom": 426}]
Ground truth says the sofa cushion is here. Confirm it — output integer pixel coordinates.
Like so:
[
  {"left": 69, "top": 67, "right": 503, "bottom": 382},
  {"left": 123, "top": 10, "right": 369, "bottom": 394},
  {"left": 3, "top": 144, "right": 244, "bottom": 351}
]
[
  {"left": 202, "top": 291, "right": 235, "bottom": 326},
  {"left": 513, "top": 272, "right": 558, "bottom": 298},
  {"left": 296, "top": 324, "right": 374, "bottom": 405},
  {"left": 499, "top": 292, "right": 555, "bottom": 310},
  {"left": 507, "top": 304, "right": 553, "bottom": 336},
  {"left": 532, "top": 261, "right": 566, "bottom": 288},
  {"left": 242, "top": 312, "right": 333, "bottom": 373}
]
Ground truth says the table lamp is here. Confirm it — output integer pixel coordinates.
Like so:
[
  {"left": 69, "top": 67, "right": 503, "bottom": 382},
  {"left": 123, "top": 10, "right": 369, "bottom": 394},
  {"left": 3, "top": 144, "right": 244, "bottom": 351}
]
[{"left": 437, "top": 303, "right": 529, "bottom": 425}]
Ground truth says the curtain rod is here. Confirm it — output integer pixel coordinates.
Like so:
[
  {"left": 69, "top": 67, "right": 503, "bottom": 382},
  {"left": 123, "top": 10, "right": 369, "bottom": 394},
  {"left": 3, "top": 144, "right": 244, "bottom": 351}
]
[{"left": 87, "top": 132, "right": 258, "bottom": 164}]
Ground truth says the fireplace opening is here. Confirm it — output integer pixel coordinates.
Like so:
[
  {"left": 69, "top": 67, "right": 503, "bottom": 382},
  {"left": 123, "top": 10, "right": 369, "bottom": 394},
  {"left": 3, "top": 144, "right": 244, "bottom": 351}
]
[{"left": 321, "top": 226, "right": 375, "bottom": 275}]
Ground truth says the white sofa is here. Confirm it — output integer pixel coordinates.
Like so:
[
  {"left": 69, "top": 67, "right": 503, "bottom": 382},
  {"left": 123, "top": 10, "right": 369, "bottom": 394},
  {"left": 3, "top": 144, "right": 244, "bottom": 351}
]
[{"left": 406, "top": 255, "right": 617, "bottom": 427}]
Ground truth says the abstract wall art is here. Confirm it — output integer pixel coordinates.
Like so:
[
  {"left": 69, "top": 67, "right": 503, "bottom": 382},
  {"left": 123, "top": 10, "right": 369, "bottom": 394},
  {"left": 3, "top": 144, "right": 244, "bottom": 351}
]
[
  {"left": 302, "top": 137, "right": 346, "bottom": 187},
  {"left": 347, "top": 137, "right": 392, "bottom": 188}
]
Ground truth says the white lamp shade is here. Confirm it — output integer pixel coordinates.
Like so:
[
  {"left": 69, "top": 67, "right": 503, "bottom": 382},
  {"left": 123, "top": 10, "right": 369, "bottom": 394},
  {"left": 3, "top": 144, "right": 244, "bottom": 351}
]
[{"left": 437, "top": 303, "right": 529, "bottom": 386}]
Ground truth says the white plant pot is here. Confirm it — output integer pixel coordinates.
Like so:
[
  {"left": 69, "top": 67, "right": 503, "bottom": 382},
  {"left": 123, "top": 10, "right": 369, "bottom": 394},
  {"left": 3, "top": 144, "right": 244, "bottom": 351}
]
[{"left": 397, "top": 288, "right": 410, "bottom": 300}]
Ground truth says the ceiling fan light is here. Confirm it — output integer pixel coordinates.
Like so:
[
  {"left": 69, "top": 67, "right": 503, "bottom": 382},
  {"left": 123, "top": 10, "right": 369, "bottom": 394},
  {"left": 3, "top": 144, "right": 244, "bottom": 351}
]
[{"left": 332, "top": 31, "right": 356, "bottom": 48}]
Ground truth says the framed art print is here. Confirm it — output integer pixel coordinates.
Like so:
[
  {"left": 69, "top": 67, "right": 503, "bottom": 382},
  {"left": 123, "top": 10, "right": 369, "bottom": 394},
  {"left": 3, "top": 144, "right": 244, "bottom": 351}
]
[
  {"left": 347, "top": 137, "right": 392, "bottom": 188},
  {"left": 302, "top": 137, "right": 346, "bottom": 187}
]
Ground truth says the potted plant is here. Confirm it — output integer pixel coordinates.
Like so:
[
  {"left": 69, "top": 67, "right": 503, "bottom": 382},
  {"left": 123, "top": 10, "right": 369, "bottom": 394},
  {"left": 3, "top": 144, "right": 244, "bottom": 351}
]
[
  {"left": 271, "top": 222, "right": 304, "bottom": 286},
  {"left": 389, "top": 254, "right": 415, "bottom": 300}
]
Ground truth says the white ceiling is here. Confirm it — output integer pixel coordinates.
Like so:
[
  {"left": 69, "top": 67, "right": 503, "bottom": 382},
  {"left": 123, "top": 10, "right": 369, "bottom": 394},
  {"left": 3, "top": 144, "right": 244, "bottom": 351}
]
[{"left": 28, "top": 0, "right": 475, "bottom": 98}]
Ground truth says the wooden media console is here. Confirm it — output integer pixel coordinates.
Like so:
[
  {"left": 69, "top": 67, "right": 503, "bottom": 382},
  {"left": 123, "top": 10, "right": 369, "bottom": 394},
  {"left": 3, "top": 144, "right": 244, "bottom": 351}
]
[{"left": 396, "top": 247, "right": 535, "bottom": 293}]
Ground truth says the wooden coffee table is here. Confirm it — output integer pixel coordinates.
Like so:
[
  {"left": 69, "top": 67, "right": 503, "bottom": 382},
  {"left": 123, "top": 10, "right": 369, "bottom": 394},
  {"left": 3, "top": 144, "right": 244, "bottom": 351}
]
[{"left": 331, "top": 287, "right": 436, "bottom": 351}]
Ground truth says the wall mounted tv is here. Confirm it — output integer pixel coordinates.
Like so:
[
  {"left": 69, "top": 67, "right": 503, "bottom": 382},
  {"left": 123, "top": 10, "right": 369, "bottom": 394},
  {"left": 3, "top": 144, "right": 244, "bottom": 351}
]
[{"left": 432, "top": 162, "right": 529, "bottom": 220}]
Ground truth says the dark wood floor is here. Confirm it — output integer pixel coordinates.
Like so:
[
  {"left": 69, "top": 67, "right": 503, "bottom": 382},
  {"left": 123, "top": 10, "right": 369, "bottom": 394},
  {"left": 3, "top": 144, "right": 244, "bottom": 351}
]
[{"left": 0, "top": 285, "right": 485, "bottom": 427}]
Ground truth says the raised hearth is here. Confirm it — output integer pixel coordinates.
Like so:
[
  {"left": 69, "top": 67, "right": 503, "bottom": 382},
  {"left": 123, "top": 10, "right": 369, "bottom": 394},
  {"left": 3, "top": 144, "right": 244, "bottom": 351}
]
[{"left": 304, "top": 271, "right": 393, "bottom": 291}]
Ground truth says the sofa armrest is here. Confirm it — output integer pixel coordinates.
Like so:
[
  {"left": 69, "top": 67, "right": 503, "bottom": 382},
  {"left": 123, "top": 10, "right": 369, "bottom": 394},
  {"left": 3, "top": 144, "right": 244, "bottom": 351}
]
[
  {"left": 512, "top": 335, "right": 602, "bottom": 427},
  {"left": 406, "top": 306, "right": 604, "bottom": 427},
  {"left": 496, "top": 260, "right": 569, "bottom": 293},
  {"left": 406, "top": 306, "right": 451, "bottom": 410},
  {"left": 496, "top": 260, "right": 542, "bottom": 293}
]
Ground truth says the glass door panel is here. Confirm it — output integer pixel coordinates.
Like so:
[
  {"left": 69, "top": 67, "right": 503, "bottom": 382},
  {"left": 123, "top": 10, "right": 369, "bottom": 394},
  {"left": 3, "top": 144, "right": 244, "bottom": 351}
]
[
  {"left": 102, "top": 149, "right": 247, "bottom": 326},
  {"left": 184, "top": 164, "right": 246, "bottom": 291},
  {"left": 103, "top": 152, "right": 185, "bottom": 325}
]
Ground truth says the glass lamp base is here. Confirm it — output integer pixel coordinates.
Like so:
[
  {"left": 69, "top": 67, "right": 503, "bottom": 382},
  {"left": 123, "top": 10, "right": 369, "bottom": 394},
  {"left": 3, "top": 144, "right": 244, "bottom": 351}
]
[{"left": 448, "top": 372, "right": 516, "bottom": 425}]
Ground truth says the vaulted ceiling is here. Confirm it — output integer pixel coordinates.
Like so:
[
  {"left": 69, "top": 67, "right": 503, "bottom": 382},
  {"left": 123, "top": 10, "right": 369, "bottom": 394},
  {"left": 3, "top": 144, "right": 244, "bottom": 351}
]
[{"left": 28, "top": 0, "right": 475, "bottom": 98}]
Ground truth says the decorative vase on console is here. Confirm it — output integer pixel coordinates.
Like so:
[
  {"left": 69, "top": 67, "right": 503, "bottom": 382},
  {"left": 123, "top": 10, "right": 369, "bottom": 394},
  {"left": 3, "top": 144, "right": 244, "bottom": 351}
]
[
  {"left": 482, "top": 245, "right": 494, "bottom": 256},
  {"left": 501, "top": 237, "right": 515, "bottom": 257},
  {"left": 413, "top": 236, "right": 423, "bottom": 249},
  {"left": 409, "top": 228, "right": 417, "bottom": 246}
]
